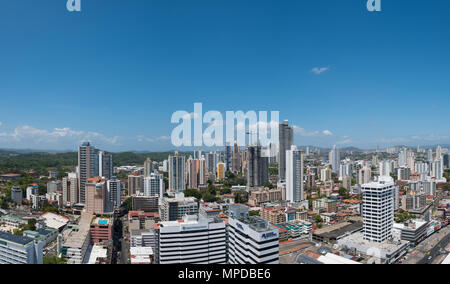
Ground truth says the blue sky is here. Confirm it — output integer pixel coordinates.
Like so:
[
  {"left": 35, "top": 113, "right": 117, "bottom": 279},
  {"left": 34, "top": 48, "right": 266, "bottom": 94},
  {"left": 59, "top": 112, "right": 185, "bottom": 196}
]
[{"left": 0, "top": 0, "right": 449, "bottom": 151}]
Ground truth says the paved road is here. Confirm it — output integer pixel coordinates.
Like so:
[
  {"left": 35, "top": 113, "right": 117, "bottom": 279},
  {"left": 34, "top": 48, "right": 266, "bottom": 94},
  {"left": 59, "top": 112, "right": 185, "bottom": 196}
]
[{"left": 418, "top": 229, "right": 450, "bottom": 264}]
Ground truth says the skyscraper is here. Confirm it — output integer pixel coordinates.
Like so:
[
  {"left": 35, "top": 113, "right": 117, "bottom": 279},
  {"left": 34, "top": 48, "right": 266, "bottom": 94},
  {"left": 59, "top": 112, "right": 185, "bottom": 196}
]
[
  {"left": 217, "top": 162, "right": 225, "bottom": 180},
  {"left": 231, "top": 141, "right": 242, "bottom": 173},
  {"left": 225, "top": 144, "right": 232, "bottom": 172},
  {"left": 98, "top": 150, "right": 113, "bottom": 180},
  {"left": 278, "top": 120, "right": 293, "bottom": 181},
  {"left": 128, "top": 174, "right": 144, "bottom": 196},
  {"left": 247, "top": 145, "right": 269, "bottom": 188},
  {"left": 358, "top": 166, "right": 372, "bottom": 185},
  {"left": 328, "top": 145, "right": 340, "bottom": 174},
  {"left": 143, "top": 173, "right": 164, "bottom": 197},
  {"left": 144, "top": 157, "right": 152, "bottom": 177},
  {"left": 85, "top": 177, "right": 109, "bottom": 214},
  {"left": 107, "top": 176, "right": 122, "bottom": 211},
  {"left": 78, "top": 142, "right": 96, "bottom": 204},
  {"left": 186, "top": 157, "right": 198, "bottom": 189},
  {"left": 361, "top": 176, "right": 394, "bottom": 243},
  {"left": 168, "top": 152, "right": 185, "bottom": 192},
  {"left": 228, "top": 205, "right": 279, "bottom": 264},
  {"left": 286, "top": 145, "right": 304, "bottom": 202},
  {"left": 63, "top": 172, "right": 78, "bottom": 205},
  {"left": 436, "top": 145, "right": 442, "bottom": 160}
]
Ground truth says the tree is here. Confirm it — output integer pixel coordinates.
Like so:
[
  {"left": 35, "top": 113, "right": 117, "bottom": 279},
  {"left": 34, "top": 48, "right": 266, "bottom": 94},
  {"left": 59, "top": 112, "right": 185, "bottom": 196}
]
[
  {"left": 123, "top": 197, "right": 132, "bottom": 211},
  {"left": 338, "top": 187, "right": 350, "bottom": 198},
  {"left": 263, "top": 182, "right": 274, "bottom": 189},
  {"left": 184, "top": 189, "right": 202, "bottom": 200},
  {"left": 314, "top": 214, "right": 323, "bottom": 223},
  {"left": 43, "top": 256, "right": 67, "bottom": 264}
]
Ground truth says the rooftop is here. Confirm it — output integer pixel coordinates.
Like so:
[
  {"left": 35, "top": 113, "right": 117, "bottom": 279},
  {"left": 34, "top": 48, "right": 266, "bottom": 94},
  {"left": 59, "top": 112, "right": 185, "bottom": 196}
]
[
  {"left": 0, "top": 231, "right": 34, "bottom": 246},
  {"left": 313, "top": 221, "right": 363, "bottom": 239}
]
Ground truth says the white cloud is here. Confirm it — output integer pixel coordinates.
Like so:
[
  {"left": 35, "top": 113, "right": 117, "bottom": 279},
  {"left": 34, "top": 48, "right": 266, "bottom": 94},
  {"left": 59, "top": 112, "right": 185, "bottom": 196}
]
[
  {"left": 311, "top": 66, "right": 330, "bottom": 75},
  {"left": 293, "top": 125, "right": 333, "bottom": 137},
  {"left": 0, "top": 125, "right": 120, "bottom": 149},
  {"left": 336, "top": 139, "right": 352, "bottom": 145},
  {"left": 137, "top": 135, "right": 170, "bottom": 143}
]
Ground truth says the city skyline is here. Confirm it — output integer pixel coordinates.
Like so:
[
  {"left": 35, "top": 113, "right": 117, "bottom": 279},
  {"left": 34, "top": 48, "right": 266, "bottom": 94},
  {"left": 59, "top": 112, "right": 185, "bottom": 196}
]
[{"left": 1, "top": 0, "right": 449, "bottom": 151}]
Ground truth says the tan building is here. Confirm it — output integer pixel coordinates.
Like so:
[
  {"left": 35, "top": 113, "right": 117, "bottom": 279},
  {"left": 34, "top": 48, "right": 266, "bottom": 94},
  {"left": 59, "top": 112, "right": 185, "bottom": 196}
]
[
  {"left": 85, "top": 177, "right": 108, "bottom": 214},
  {"left": 128, "top": 174, "right": 144, "bottom": 196},
  {"left": 260, "top": 207, "right": 286, "bottom": 225},
  {"left": 217, "top": 162, "right": 225, "bottom": 180},
  {"left": 248, "top": 188, "right": 283, "bottom": 207}
]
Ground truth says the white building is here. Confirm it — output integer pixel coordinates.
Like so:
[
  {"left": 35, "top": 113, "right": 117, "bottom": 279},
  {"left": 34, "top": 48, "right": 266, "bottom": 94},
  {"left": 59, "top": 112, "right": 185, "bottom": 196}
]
[
  {"left": 328, "top": 145, "right": 340, "bottom": 174},
  {"left": 361, "top": 176, "right": 395, "bottom": 243},
  {"left": 0, "top": 231, "right": 43, "bottom": 264},
  {"left": 358, "top": 166, "right": 372, "bottom": 185},
  {"left": 285, "top": 145, "right": 304, "bottom": 202},
  {"left": 168, "top": 152, "right": 185, "bottom": 192},
  {"left": 144, "top": 173, "right": 164, "bottom": 198},
  {"left": 158, "top": 215, "right": 227, "bottom": 264},
  {"left": 228, "top": 205, "right": 279, "bottom": 264},
  {"left": 107, "top": 176, "right": 122, "bottom": 209}
]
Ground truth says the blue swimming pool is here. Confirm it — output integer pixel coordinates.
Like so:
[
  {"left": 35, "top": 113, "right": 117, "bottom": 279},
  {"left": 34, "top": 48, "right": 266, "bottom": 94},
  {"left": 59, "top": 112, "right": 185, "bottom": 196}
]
[{"left": 98, "top": 220, "right": 108, "bottom": 225}]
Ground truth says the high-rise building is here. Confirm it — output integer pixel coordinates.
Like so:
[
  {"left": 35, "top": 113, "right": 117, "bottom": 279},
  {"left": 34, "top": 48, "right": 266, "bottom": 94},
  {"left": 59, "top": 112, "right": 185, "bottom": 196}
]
[
  {"left": 144, "top": 157, "right": 152, "bottom": 177},
  {"left": 107, "top": 176, "right": 122, "bottom": 210},
  {"left": 62, "top": 173, "right": 78, "bottom": 205},
  {"left": 339, "top": 160, "right": 353, "bottom": 180},
  {"left": 278, "top": 120, "right": 293, "bottom": 181},
  {"left": 231, "top": 141, "right": 242, "bottom": 173},
  {"left": 443, "top": 154, "right": 449, "bottom": 169},
  {"left": 328, "top": 145, "right": 340, "bottom": 174},
  {"left": 168, "top": 152, "right": 185, "bottom": 192},
  {"left": 361, "top": 176, "right": 394, "bottom": 243},
  {"left": 228, "top": 205, "right": 279, "bottom": 264},
  {"left": 186, "top": 157, "right": 198, "bottom": 189},
  {"left": 160, "top": 193, "right": 198, "bottom": 222},
  {"left": 436, "top": 145, "right": 442, "bottom": 160},
  {"left": 198, "top": 157, "right": 207, "bottom": 186},
  {"left": 143, "top": 173, "right": 164, "bottom": 197},
  {"left": 247, "top": 145, "right": 269, "bottom": 188},
  {"left": 397, "top": 167, "right": 411, "bottom": 181},
  {"left": 217, "top": 162, "right": 225, "bottom": 180},
  {"left": 427, "top": 149, "right": 433, "bottom": 163},
  {"left": 0, "top": 231, "right": 43, "bottom": 264},
  {"left": 225, "top": 144, "right": 232, "bottom": 172},
  {"left": 11, "top": 187, "right": 23, "bottom": 204},
  {"left": 320, "top": 167, "right": 332, "bottom": 182},
  {"left": 432, "top": 158, "right": 444, "bottom": 180},
  {"left": 26, "top": 184, "right": 39, "bottom": 202},
  {"left": 157, "top": 214, "right": 227, "bottom": 264},
  {"left": 78, "top": 142, "right": 96, "bottom": 204},
  {"left": 85, "top": 177, "right": 110, "bottom": 214},
  {"left": 358, "top": 166, "right": 372, "bottom": 185},
  {"left": 286, "top": 145, "right": 304, "bottom": 202},
  {"left": 128, "top": 174, "right": 144, "bottom": 196},
  {"left": 379, "top": 160, "right": 392, "bottom": 177},
  {"left": 98, "top": 151, "right": 113, "bottom": 180}
]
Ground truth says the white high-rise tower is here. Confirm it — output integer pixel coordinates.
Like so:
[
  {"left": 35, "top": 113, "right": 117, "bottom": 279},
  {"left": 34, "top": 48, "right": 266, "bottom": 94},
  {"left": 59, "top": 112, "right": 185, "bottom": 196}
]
[
  {"left": 361, "top": 176, "right": 394, "bottom": 243},
  {"left": 286, "top": 145, "right": 304, "bottom": 202}
]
